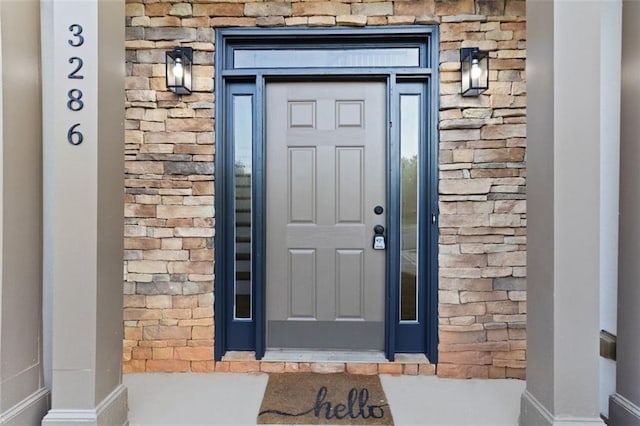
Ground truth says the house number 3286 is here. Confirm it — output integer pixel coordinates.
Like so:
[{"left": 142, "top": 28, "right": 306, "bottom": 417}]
[{"left": 67, "top": 24, "right": 84, "bottom": 145}]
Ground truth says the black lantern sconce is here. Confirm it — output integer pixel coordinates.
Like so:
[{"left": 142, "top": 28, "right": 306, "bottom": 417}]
[
  {"left": 460, "top": 48, "right": 489, "bottom": 97},
  {"left": 166, "top": 47, "right": 193, "bottom": 95}
]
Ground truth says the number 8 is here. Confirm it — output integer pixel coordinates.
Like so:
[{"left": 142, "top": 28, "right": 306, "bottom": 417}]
[{"left": 67, "top": 89, "right": 84, "bottom": 111}]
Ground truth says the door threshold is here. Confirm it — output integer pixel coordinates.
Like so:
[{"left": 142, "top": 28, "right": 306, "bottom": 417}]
[{"left": 262, "top": 350, "right": 387, "bottom": 363}]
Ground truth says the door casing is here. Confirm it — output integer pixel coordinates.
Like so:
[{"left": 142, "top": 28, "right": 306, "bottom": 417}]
[{"left": 214, "top": 27, "right": 440, "bottom": 363}]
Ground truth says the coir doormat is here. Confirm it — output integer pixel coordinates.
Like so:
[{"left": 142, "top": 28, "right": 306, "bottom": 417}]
[{"left": 257, "top": 373, "right": 394, "bottom": 425}]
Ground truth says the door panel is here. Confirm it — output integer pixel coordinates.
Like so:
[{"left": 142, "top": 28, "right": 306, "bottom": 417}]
[
  {"left": 266, "top": 81, "right": 386, "bottom": 350},
  {"left": 288, "top": 148, "right": 316, "bottom": 223},
  {"left": 336, "top": 147, "right": 364, "bottom": 223},
  {"left": 336, "top": 249, "right": 364, "bottom": 319},
  {"left": 288, "top": 249, "right": 316, "bottom": 318}
]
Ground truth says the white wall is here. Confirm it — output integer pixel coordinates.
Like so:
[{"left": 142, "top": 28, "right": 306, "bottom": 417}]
[{"left": 0, "top": 0, "right": 50, "bottom": 423}]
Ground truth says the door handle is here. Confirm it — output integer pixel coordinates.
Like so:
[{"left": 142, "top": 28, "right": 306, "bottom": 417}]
[{"left": 373, "top": 225, "right": 386, "bottom": 250}]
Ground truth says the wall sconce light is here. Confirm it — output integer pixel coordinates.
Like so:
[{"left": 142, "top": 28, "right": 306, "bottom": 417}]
[
  {"left": 460, "top": 48, "right": 489, "bottom": 97},
  {"left": 166, "top": 47, "right": 193, "bottom": 95}
]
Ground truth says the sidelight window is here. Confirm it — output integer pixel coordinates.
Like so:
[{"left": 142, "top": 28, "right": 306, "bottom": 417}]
[
  {"left": 394, "top": 81, "right": 434, "bottom": 355},
  {"left": 399, "top": 94, "right": 421, "bottom": 322},
  {"left": 233, "top": 95, "right": 253, "bottom": 320}
]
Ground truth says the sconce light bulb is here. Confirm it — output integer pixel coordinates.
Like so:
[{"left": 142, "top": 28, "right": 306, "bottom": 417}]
[
  {"left": 470, "top": 58, "right": 482, "bottom": 80},
  {"left": 174, "top": 58, "right": 184, "bottom": 80}
]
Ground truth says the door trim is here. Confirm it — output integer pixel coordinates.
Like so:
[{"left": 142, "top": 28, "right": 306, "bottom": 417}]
[{"left": 214, "top": 27, "right": 440, "bottom": 363}]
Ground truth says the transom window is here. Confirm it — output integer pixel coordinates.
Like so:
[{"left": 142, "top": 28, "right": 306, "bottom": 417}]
[{"left": 234, "top": 47, "right": 421, "bottom": 69}]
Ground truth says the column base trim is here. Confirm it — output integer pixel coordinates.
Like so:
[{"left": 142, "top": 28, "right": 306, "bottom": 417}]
[
  {"left": 42, "top": 384, "right": 128, "bottom": 426},
  {"left": 609, "top": 393, "right": 640, "bottom": 426},
  {"left": 0, "top": 387, "right": 50, "bottom": 425},
  {"left": 520, "top": 390, "right": 605, "bottom": 426}
]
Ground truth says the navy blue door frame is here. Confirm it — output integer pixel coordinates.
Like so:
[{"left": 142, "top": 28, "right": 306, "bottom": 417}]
[{"left": 214, "top": 27, "right": 439, "bottom": 363}]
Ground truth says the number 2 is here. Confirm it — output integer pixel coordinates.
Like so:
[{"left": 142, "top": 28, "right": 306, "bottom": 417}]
[
  {"left": 68, "top": 57, "right": 84, "bottom": 79},
  {"left": 68, "top": 24, "right": 84, "bottom": 47}
]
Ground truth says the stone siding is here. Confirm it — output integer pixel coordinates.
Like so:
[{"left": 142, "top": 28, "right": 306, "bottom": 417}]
[
  {"left": 123, "top": 0, "right": 527, "bottom": 378},
  {"left": 437, "top": 6, "right": 526, "bottom": 380}
]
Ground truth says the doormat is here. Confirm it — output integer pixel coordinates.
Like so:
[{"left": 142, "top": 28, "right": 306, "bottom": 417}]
[{"left": 257, "top": 373, "right": 394, "bottom": 425}]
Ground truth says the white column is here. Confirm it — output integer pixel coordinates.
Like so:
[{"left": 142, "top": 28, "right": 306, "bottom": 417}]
[
  {"left": 521, "top": 1, "right": 620, "bottom": 424},
  {"left": 41, "top": 0, "right": 127, "bottom": 424},
  {"left": 609, "top": 1, "right": 640, "bottom": 424}
]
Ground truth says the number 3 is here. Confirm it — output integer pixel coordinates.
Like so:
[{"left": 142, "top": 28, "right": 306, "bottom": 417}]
[{"left": 68, "top": 24, "right": 84, "bottom": 47}]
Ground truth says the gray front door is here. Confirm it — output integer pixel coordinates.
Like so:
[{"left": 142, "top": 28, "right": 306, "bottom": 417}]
[{"left": 266, "top": 81, "right": 386, "bottom": 350}]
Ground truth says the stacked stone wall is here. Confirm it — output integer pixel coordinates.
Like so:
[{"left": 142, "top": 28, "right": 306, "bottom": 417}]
[
  {"left": 437, "top": 9, "right": 526, "bottom": 379},
  {"left": 123, "top": 0, "right": 526, "bottom": 378}
]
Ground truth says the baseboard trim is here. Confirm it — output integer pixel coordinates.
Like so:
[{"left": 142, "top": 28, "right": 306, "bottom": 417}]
[
  {"left": 0, "top": 387, "right": 50, "bottom": 425},
  {"left": 609, "top": 393, "right": 640, "bottom": 426},
  {"left": 520, "top": 390, "right": 554, "bottom": 426},
  {"left": 42, "top": 384, "right": 128, "bottom": 426},
  {"left": 520, "top": 390, "right": 605, "bottom": 426}
]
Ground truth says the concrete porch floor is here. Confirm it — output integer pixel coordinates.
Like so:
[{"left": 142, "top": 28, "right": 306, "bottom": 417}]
[{"left": 124, "top": 373, "right": 525, "bottom": 425}]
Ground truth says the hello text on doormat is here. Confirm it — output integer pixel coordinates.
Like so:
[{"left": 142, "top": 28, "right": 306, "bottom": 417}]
[{"left": 257, "top": 373, "right": 394, "bottom": 425}]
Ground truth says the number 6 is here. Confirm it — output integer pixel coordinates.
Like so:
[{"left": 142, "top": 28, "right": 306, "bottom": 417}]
[{"left": 67, "top": 123, "right": 83, "bottom": 145}]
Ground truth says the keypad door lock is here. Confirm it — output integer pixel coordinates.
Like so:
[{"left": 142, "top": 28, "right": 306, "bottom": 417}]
[{"left": 373, "top": 225, "right": 386, "bottom": 250}]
